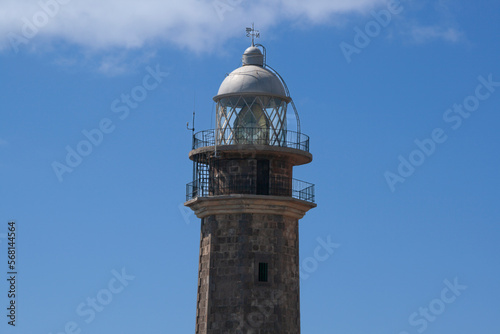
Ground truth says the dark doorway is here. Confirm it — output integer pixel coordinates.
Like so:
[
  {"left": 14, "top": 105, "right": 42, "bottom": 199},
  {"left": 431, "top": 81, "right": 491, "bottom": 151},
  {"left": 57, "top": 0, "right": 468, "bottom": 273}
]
[{"left": 256, "top": 159, "right": 270, "bottom": 195}]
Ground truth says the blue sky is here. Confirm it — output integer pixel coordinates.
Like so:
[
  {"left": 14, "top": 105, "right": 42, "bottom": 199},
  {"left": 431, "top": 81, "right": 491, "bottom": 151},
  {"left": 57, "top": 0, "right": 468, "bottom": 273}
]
[{"left": 1, "top": 0, "right": 499, "bottom": 333}]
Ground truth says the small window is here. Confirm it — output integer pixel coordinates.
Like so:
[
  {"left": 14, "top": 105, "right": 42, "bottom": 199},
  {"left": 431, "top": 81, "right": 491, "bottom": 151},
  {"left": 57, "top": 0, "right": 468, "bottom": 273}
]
[
  {"left": 258, "top": 262, "right": 268, "bottom": 282},
  {"left": 256, "top": 160, "right": 270, "bottom": 195}
]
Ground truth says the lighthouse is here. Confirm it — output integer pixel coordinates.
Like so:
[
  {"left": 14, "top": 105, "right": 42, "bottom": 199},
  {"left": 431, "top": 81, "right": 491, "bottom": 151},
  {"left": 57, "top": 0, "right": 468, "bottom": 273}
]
[{"left": 185, "top": 30, "right": 316, "bottom": 333}]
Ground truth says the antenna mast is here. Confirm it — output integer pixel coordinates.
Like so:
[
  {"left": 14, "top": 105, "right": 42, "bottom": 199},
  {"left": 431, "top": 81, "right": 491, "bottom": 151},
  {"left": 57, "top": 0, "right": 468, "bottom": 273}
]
[{"left": 187, "top": 93, "right": 196, "bottom": 148}]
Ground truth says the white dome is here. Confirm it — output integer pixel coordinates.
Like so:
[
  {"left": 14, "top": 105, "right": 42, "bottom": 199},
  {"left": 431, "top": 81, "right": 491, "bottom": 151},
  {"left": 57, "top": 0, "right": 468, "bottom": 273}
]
[
  {"left": 215, "top": 65, "right": 288, "bottom": 100},
  {"left": 242, "top": 46, "right": 264, "bottom": 66}
]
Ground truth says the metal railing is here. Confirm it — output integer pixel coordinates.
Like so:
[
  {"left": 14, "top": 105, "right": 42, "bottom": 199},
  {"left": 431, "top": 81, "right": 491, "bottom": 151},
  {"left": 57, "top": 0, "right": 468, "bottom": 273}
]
[
  {"left": 186, "top": 176, "right": 315, "bottom": 203},
  {"left": 292, "top": 178, "right": 315, "bottom": 203},
  {"left": 192, "top": 128, "right": 310, "bottom": 152}
]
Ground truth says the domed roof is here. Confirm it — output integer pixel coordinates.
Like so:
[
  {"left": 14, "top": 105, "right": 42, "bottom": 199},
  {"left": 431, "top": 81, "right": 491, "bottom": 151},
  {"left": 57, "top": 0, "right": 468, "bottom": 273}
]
[
  {"left": 214, "top": 45, "right": 289, "bottom": 100},
  {"left": 244, "top": 46, "right": 262, "bottom": 55},
  {"left": 242, "top": 46, "right": 264, "bottom": 66},
  {"left": 215, "top": 65, "right": 288, "bottom": 100}
]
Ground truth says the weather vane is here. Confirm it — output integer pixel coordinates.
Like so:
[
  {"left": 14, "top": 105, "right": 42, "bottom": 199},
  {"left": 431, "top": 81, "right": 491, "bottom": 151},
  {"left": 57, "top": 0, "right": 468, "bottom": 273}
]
[{"left": 246, "top": 23, "right": 260, "bottom": 46}]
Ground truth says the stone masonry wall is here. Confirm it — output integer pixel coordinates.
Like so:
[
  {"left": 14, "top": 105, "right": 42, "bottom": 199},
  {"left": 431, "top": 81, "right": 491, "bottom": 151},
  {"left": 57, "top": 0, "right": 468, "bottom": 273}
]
[
  {"left": 210, "top": 157, "right": 293, "bottom": 196},
  {"left": 195, "top": 213, "right": 300, "bottom": 334}
]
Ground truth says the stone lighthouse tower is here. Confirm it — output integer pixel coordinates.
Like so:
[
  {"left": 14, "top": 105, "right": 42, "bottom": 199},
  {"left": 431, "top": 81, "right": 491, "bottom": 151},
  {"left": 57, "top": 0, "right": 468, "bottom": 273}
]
[{"left": 185, "top": 33, "right": 316, "bottom": 334}]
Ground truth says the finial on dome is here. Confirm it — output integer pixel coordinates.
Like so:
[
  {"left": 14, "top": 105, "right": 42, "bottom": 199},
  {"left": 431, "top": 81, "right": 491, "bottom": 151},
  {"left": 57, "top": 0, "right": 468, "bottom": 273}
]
[
  {"left": 245, "top": 23, "right": 260, "bottom": 47},
  {"left": 243, "top": 24, "right": 263, "bottom": 66}
]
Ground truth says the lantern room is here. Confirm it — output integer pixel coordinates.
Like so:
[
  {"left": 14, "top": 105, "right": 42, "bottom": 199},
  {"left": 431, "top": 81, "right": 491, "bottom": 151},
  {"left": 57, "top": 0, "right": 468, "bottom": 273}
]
[{"left": 214, "top": 46, "right": 291, "bottom": 146}]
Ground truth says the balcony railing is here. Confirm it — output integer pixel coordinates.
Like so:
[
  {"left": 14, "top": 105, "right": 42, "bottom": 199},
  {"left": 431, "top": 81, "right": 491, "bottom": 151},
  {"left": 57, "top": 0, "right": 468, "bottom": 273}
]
[
  {"left": 186, "top": 176, "right": 315, "bottom": 203},
  {"left": 192, "top": 128, "right": 310, "bottom": 152}
]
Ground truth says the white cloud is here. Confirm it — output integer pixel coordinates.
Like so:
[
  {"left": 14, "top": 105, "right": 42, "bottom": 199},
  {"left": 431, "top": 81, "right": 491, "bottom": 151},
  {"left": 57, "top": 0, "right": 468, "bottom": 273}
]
[
  {"left": 409, "top": 25, "right": 462, "bottom": 43},
  {"left": 0, "top": 0, "right": 386, "bottom": 53},
  {"left": 394, "top": 0, "right": 464, "bottom": 44}
]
